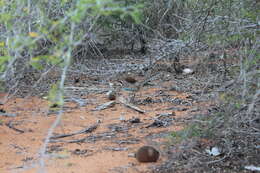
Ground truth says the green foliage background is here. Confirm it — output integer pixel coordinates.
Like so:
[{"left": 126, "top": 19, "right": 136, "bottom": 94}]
[{"left": 0, "top": 0, "right": 258, "bottom": 106}]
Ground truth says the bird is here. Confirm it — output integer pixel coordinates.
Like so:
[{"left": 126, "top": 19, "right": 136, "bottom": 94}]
[{"left": 135, "top": 146, "right": 160, "bottom": 162}]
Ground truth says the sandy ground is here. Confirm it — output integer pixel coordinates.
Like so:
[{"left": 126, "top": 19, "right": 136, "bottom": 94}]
[{"left": 0, "top": 80, "right": 207, "bottom": 173}]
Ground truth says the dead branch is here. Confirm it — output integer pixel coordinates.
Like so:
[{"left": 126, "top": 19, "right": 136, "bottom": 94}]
[
  {"left": 5, "top": 121, "right": 24, "bottom": 133},
  {"left": 119, "top": 97, "right": 145, "bottom": 113},
  {"left": 50, "top": 123, "right": 99, "bottom": 139},
  {"left": 93, "top": 101, "right": 116, "bottom": 111}
]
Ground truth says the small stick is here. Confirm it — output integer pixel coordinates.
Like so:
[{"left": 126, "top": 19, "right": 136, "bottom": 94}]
[
  {"left": 119, "top": 98, "right": 145, "bottom": 113},
  {"left": 5, "top": 121, "right": 24, "bottom": 133},
  {"left": 93, "top": 101, "right": 116, "bottom": 111},
  {"left": 50, "top": 124, "right": 98, "bottom": 139}
]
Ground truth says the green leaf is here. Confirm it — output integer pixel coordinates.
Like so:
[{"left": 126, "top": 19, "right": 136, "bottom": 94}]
[
  {"left": 0, "top": 13, "right": 13, "bottom": 23},
  {"left": 30, "top": 58, "right": 44, "bottom": 70},
  {"left": 30, "top": 55, "right": 62, "bottom": 70},
  {"left": 46, "top": 55, "right": 62, "bottom": 65},
  {"left": 0, "top": 56, "right": 10, "bottom": 64}
]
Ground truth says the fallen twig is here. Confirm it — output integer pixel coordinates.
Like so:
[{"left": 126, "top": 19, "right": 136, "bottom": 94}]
[
  {"left": 5, "top": 121, "right": 24, "bottom": 133},
  {"left": 0, "top": 112, "right": 17, "bottom": 117},
  {"left": 119, "top": 97, "right": 145, "bottom": 113},
  {"left": 50, "top": 123, "right": 99, "bottom": 139},
  {"left": 51, "top": 131, "right": 117, "bottom": 143},
  {"left": 122, "top": 102, "right": 145, "bottom": 113},
  {"left": 93, "top": 101, "right": 116, "bottom": 111}
]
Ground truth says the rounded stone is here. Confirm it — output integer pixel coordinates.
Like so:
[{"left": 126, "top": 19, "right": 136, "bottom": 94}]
[{"left": 135, "top": 146, "right": 160, "bottom": 162}]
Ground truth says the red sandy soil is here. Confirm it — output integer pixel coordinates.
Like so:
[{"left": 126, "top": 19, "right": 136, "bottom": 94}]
[{"left": 0, "top": 83, "right": 209, "bottom": 173}]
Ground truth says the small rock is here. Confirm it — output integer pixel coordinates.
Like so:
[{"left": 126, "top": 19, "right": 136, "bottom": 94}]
[
  {"left": 107, "top": 90, "right": 116, "bottom": 100},
  {"left": 0, "top": 108, "right": 6, "bottom": 113},
  {"left": 135, "top": 146, "right": 160, "bottom": 162},
  {"left": 125, "top": 76, "right": 137, "bottom": 84},
  {"left": 182, "top": 68, "right": 194, "bottom": 75},
  {"left": 128, "top": 117, "right": 141, "bottom": 123},
  {"left": 206, "top": 147, "right": 221, "bottom": 156},
  {"left": 143, "top": 97, "right": 153, "bottom": 104},
  {"left": 72, "top": 149, "right": 88, "bottom": 155},
  {"left": 74, "top": 77, "right": 80, "bottom": 84}
]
